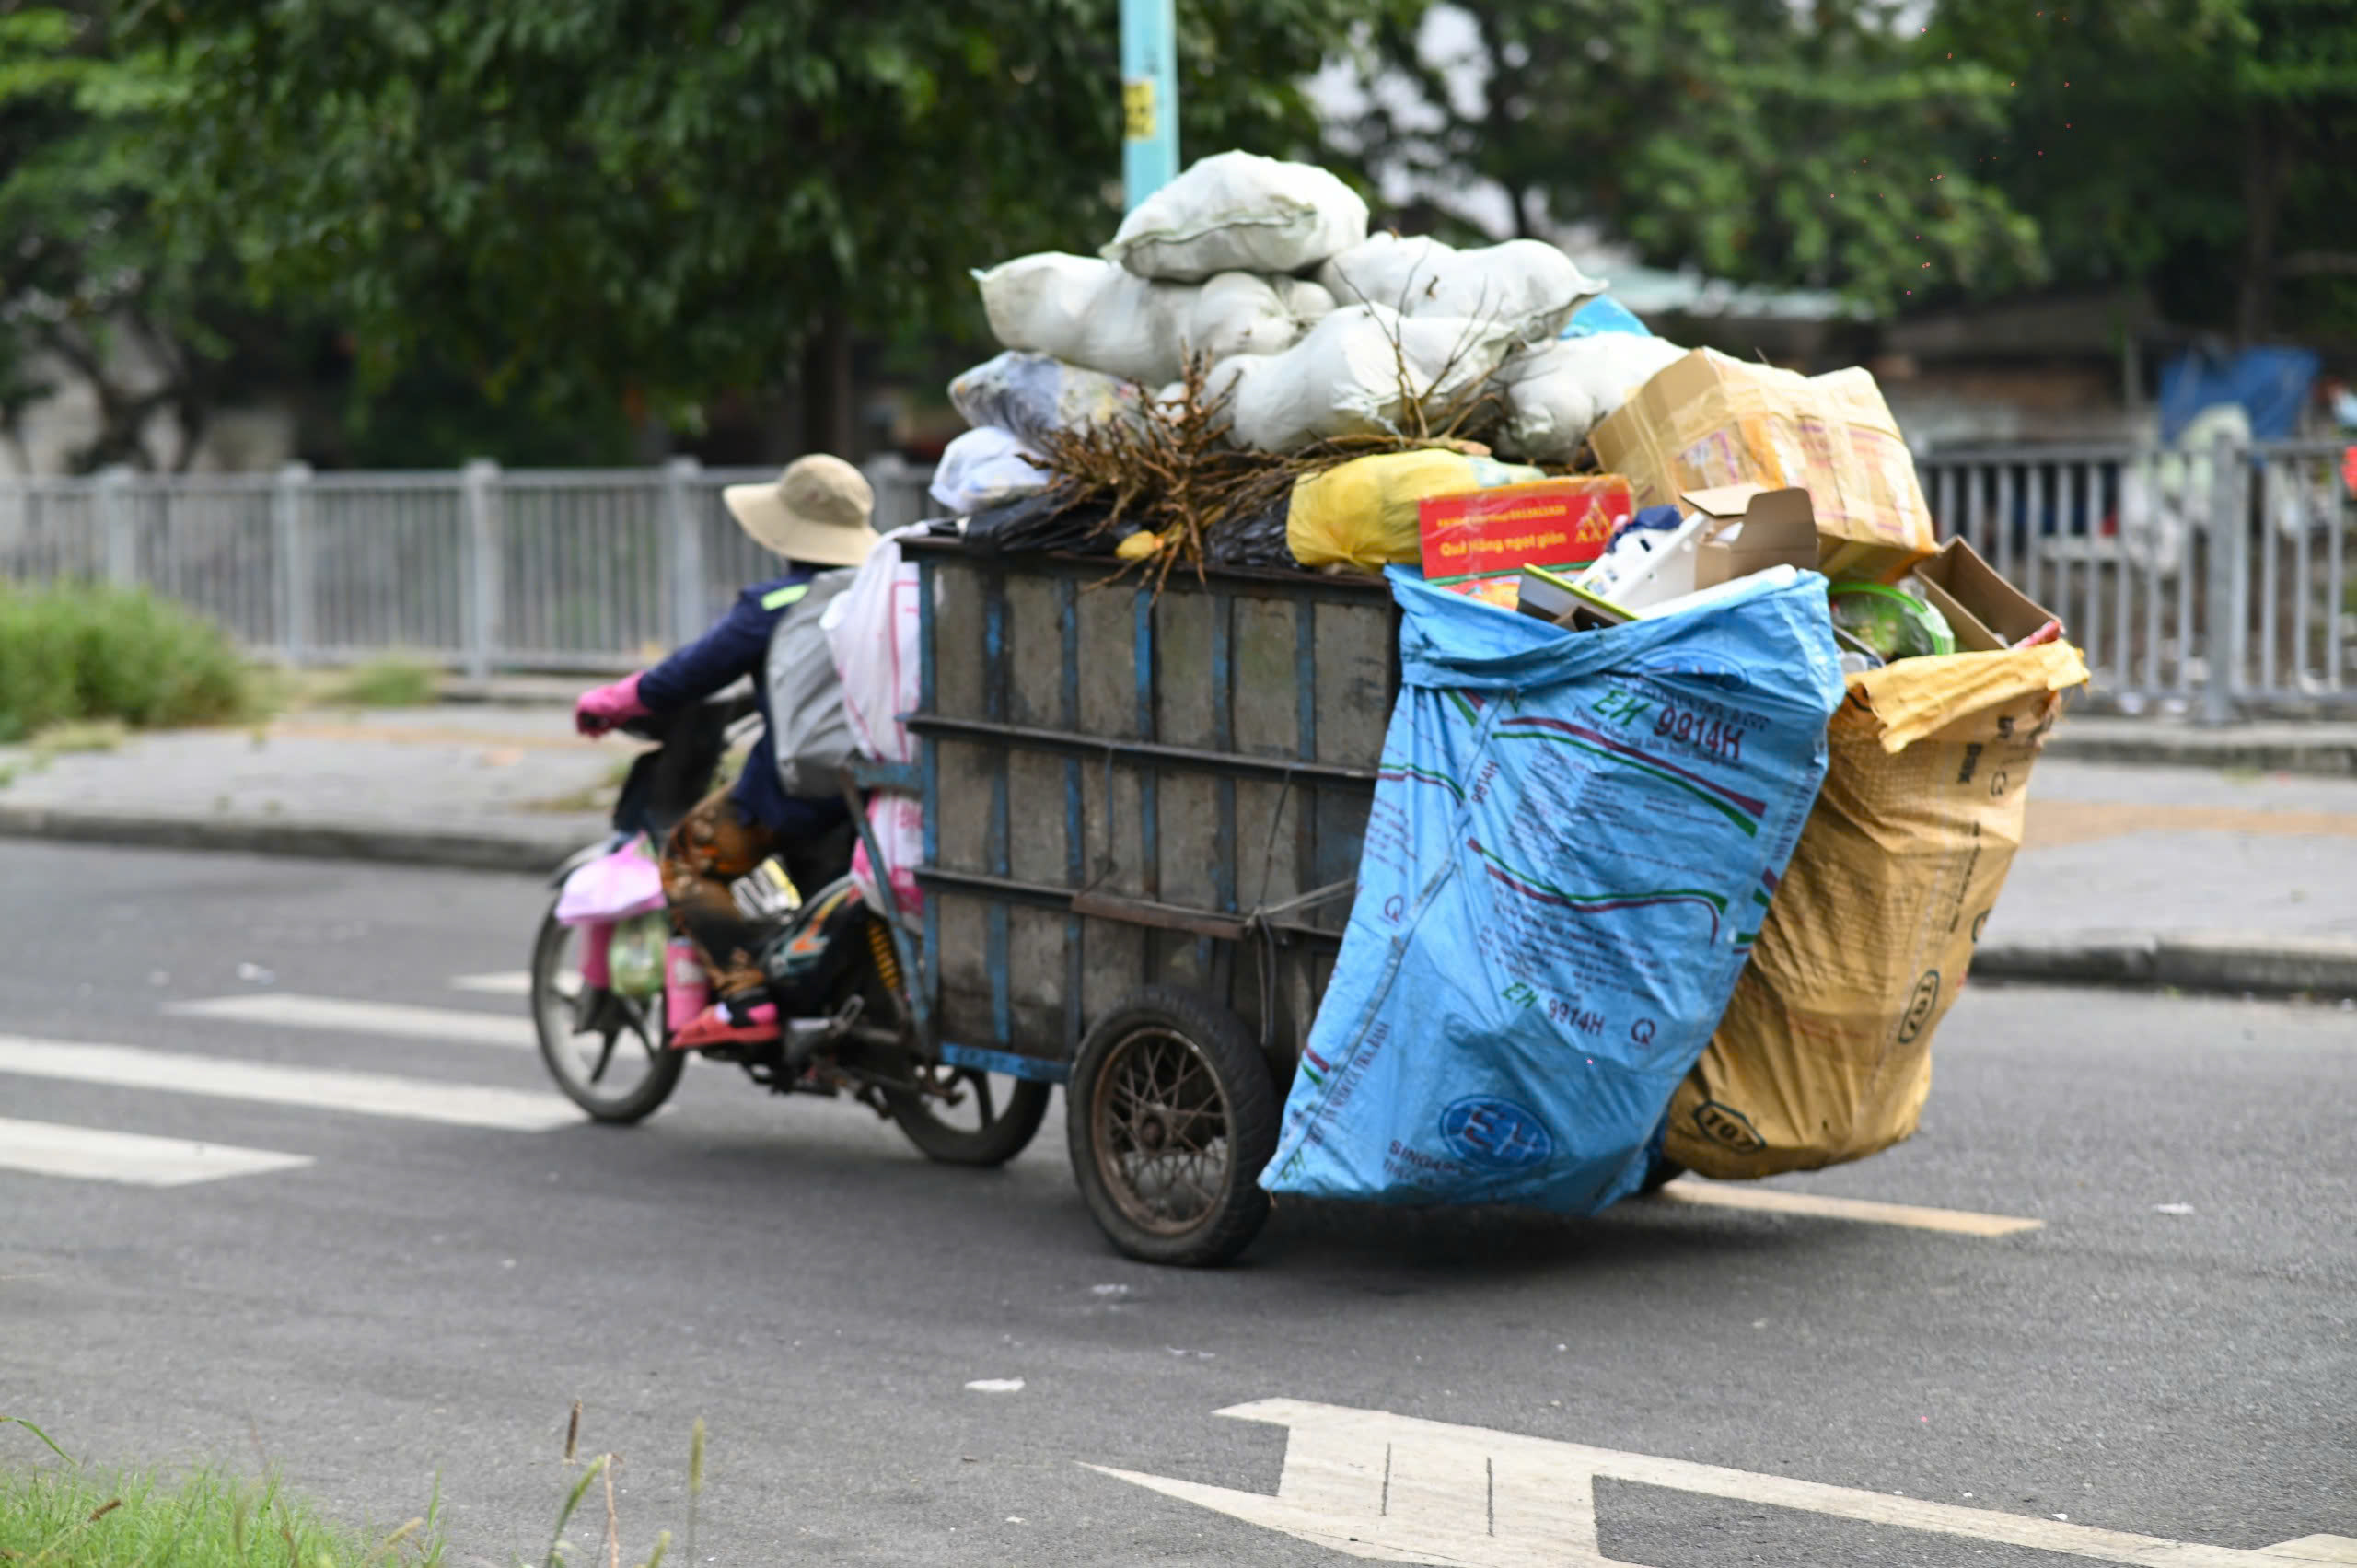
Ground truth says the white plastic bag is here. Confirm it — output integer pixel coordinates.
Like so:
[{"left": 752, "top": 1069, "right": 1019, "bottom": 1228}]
[
  {"left": 1273, "top": 276, "right": 1338, "bottom": 327},
  {"left": 821, "top": 525, "right": 923, "bottom": 765},
  {"left": 1103, "top": 150, "right": 1369, "bottom": 281},
  {"left": 948, "top": 353, "right": 1143, "bottom": 447},
  {"left": 820, "top": 525, "right": 928, "bottom": 917},
  {"left": 1209, "top": 304, "right": 1520, "bottom": 453},
  {"left": 1318, "top": 235, "right": 1604, "bottom": 343},
  {"left": 1494, "top": 334, "right": 1688, "bottom": 462},
  {"left": 973, "top": 255, "right": 1302, "bottom": 386},
  {"left": 928, "top": 426, "right": 1049, "bottom": 516}
]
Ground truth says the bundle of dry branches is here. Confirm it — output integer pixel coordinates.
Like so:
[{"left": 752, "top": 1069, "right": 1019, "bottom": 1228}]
[{"left": 1027, "top": 337, "right": 1511, "bottom": 592}]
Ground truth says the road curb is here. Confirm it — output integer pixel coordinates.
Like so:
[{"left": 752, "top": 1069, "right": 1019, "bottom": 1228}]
[
  {"left": 1974, "top": 934, "right": 2357, "bottom": 998},
  {"left": 0, "top": 804, "right": 573, "bottom": 877},
  {"left": 2044, "top": 731, "right": 2357, "bottom": 777}
]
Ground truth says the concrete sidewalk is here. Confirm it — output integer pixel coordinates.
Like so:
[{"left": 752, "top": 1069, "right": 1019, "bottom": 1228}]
[{"left": 4, "top": 704, "right": 2355, "bottom": 997}]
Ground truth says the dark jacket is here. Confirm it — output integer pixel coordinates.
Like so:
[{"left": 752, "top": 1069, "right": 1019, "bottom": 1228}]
[{"left": 636, "top": 568, "right": 850, "bottom": 837}]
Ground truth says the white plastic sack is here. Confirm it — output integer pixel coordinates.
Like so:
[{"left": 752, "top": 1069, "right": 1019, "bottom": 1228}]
[
  {"left": 1209, "top": 303, "right": 1520, "bottom": 453},
  {"left": 974, "top": 255, "right": 1301, "bottom": 386},
  {"left": 948, "top": 353, "right": 1143, "bottom": 447},
  {"left": 855, "top": 793, "right": 923, "bottom": 919},
  {"left": 1493, "top": 334, "right": 1688, "bottom": 463},
  {"left": 1103, "top": 150, "right": 1369, "bottom": 281},
  {"left": 928, "top": 426, "right": 1049, "bottom": 516},
  {"left": 819, "top": 525, "right": 928, "bottom": 916},
  {"left": 821, "top": 525, "right": 924, "bottom": 766},
  {"left": 1274, "top": 276, "right": 1338, "bottom": 327},
  {"left": 1318, "top": 234, "right": 1604, "bottom": 343}
]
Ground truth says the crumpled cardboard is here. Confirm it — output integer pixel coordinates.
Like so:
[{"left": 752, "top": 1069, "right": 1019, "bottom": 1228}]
[
  {"left": 1590, "top": 349, "right": 1935, "bottom": 584},
  {"left": 1664, "top": 641, "right": 2090, "bottom": 1180}
]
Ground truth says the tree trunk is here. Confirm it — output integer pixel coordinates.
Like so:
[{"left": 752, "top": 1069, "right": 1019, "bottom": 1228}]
[
  {"left": 797, "top": 315, "right": 856, "bottom": 459},
  {"left": 2235, "top": 115, "right": 2289, "bottom": 344}
]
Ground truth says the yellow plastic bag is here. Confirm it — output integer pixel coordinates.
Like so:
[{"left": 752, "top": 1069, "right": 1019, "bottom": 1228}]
[
  {"left": 1285, "top": 449, "right": 1542, "bottom": 572},
  {"left": 1664, "top": 642, "right": 2089, "bottom": 1180}
]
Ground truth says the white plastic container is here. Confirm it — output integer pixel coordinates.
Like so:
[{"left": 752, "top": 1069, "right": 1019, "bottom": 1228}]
[{"left": 1573, "top": 511, "right": 1714, "bottom": 611}]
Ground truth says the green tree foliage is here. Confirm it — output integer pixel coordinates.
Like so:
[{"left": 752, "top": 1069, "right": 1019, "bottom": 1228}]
[
  {"left": 152, "top": 0, "right": 1377, "bottom": 438},
  {"left": 1330, "top": 0, "right": 2045, "bottom": 313},
  {"left": 1931, "top": 0, "right": 2357, "bottom": 343},
  {"left": 0, "top": 3, "right": 249, "bottom": 470}
]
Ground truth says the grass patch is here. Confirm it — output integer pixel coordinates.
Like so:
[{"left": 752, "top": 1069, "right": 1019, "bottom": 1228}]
[
  {"left": 323, "top": 656, "right": 442, "bottom": 709},
  {"left": 3, "top": 1404, "right": 701, "bottom": 1568},
  {"left": 28, "top": 718, "right": 129, "bottom": 756},
  {"left": 0, "top": 1462, "right": 441, "bottom": 1568},
  {"left": 0, "top": 583, "right": 253, "bottom": 744}
]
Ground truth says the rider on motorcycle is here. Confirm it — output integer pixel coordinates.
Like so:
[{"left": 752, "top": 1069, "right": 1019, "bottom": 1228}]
[{"left": 573, "top": 454, "right": 880, "bottom": 1049}]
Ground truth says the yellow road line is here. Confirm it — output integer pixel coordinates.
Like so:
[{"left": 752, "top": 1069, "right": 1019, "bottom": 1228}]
[{"left": 1653, "top": 1179, "right": 2043, "bottom": 1237}]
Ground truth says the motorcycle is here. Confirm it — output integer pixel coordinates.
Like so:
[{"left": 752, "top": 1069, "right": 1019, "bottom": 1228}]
[{"left": 527, "top": 693, "right": 1051, "bottom": 1166}]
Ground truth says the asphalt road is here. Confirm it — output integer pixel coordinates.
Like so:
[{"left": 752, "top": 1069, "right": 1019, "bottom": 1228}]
[{"left": 1, "top": 842, "right": 2351, "bottom": 1567}]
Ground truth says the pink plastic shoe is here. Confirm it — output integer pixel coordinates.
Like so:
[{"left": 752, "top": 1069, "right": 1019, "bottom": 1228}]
[{"left": 670, "top": 999, "right": 779, "bottom": 1051}]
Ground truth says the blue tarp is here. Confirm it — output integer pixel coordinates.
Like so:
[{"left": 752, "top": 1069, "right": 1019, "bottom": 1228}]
[
  {"left": 2158, "top": 346, "right": 2318, "bottom": 446},
  {"left": 1263, "top": 569, "right": 1845, "bottom": 1214}
]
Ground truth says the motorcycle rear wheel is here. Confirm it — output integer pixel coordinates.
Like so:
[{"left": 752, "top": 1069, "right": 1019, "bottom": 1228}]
[
  {"left": 530, "top": 905, "right": 684, "bottom": 1124},
  {"left": 888, "top": 1064, "right": 1052, "bottom": 1167},
  {"left": 833, "top": 915, "right": 1050, "bottom": 1166}
]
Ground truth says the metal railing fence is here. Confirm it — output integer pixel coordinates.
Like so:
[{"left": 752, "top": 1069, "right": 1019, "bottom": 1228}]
[
  {"left": 5, "top": 443, "right": 2351, "bottom": 718},
  {"left": 1918, "top": 437, "right": 2354, "bottom": 719},
  {"left": 0, "top": 457, "right": 934, "bottom": 677}
]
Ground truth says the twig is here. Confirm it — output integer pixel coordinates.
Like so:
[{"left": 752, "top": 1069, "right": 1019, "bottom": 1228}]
[{"left": 601, "top": 1457, "right": 621, "bottom": 1568}]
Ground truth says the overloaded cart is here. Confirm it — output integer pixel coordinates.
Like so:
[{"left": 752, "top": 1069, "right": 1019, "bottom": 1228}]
[
  {"left": 835, "top": 148, "right": 2094, "bottom": 1266},
  {"left": 900, "top": 539, "right": 1396, "bottom": 1264}
]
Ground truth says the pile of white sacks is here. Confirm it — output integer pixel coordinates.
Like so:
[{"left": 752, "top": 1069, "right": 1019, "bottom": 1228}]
[{"left": 933, "top": 150, "right": 1687, "bottom": 517}]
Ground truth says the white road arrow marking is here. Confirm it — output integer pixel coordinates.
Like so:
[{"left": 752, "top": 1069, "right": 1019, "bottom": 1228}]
[{"left": 1089, "top": 1400, "right": 2351, "bottom": 1568}]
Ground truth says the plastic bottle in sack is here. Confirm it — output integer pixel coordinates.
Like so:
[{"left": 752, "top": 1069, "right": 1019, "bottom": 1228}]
[{"left": 663, "top": 935, "right": 709, "bottom": 1024}]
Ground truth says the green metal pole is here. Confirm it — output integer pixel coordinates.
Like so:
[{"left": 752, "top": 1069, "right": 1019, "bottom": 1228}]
[{"left": 1120, "top": 0, "right": 1178, "bottom": 209}]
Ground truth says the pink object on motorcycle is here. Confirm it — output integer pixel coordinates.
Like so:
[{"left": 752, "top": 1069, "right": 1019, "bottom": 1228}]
[
  {"left": 575, "top": 671, "right": 649, "bottom": 736},
  {"left": 554, "top": 838, "right": 667, "bottom": 925}
]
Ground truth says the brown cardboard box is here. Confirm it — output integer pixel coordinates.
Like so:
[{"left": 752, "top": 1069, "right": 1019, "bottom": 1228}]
[
  {"left": 1912, "top": 537, "right": 2059, "bottom": 652},
  {"left": 1686, "top": 485, "right": 1822, "bottom": 589},
  {"left": 1664, "top": 641, "right": 2090, "bottom": 1181},
  {"left": 1591, "top": 350, "right": 1935, "bottom": 584}
]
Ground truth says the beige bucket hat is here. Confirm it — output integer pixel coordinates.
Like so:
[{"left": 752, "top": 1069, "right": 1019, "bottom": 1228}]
[{"left": 722, "top": 455, "right": 879, "bottom": 568}]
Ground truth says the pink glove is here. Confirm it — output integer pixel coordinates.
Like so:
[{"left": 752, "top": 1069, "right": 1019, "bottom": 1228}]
[{"left": 575, "top": 672, "right": 650, "bottom": 737}]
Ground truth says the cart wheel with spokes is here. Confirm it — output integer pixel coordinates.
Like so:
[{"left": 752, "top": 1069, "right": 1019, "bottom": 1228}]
[
  {"left": 529, "top": 906, "right": 683, "bottom": 1124},
  {"left": 1068, "top": 986, "right": 1280, "bottom": 1268}
]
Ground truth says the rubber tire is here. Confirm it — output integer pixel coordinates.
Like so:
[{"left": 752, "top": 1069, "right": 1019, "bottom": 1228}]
[
  {"left": 529, "top": 906, "right": 684, "bottom": 1125},
  {"left": 853, "top": 914, "right": 1049, "bottom": 1167},
  {"left": 888, "top": 1073, "right": 1053, "bottom": 1167},
  {"left": 1067, "top": 986, "right": 1280, "bottom": 1268}
]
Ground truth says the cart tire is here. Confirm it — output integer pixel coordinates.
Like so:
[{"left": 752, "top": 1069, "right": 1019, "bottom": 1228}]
[{"left": 1068, "top": 986, "right": 1279, "bottom": 1268}]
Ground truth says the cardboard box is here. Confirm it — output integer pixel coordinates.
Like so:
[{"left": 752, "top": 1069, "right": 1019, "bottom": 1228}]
[
  {"left": 1590, "top": 349, "right": 1935, "bottom": 584},
  {"left": 1419, "top": 476, "right": 1631, "bottom": 607},
  {"left": 1685, "top": 484, "right": 1821, "bottom": 589},
  {"left": 1911, "top": 537, "right": 2060, "bottom": 652}
]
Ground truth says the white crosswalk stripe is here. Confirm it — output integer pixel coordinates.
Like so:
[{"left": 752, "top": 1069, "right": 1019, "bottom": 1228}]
[
  {"left": 168, "top": 993, "right": 538, "bottom": 1050},
  {"left": 448, "top": 970, "right": 543, "bottom": 997},
  {"left": 0, "top": 1036, "right": 579, "bottom": 1132},
  {"left": 0, "top": 1116, "right": 313, "bottom": 1187}
]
